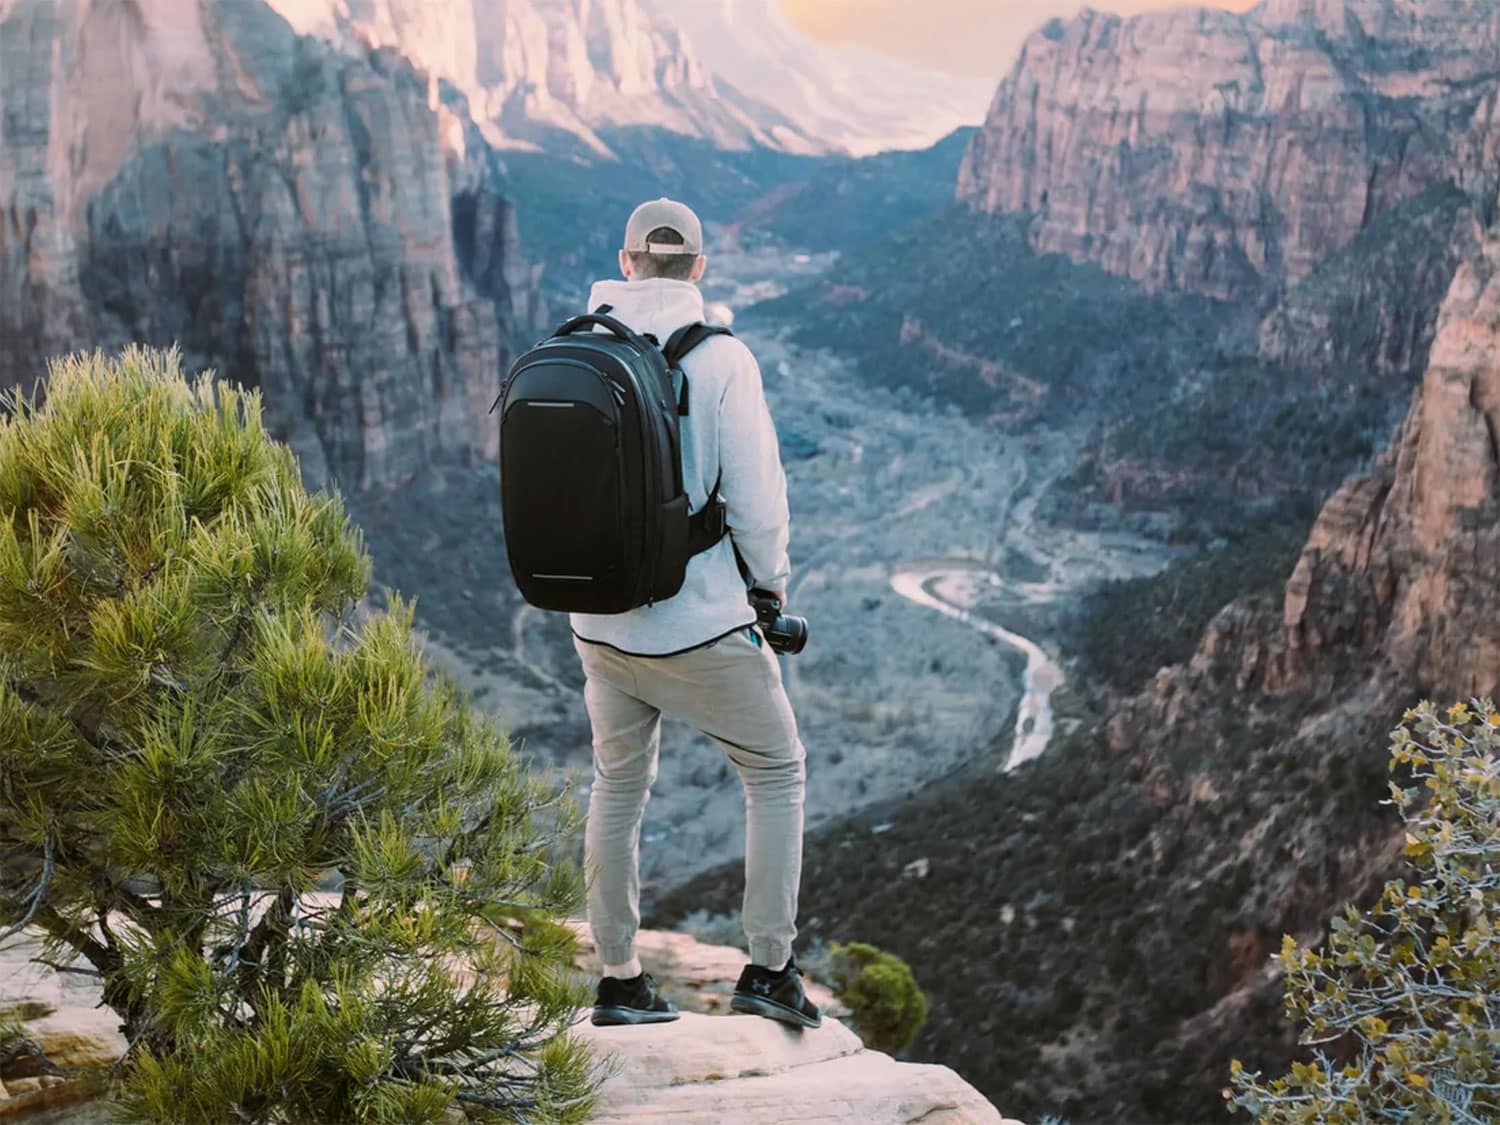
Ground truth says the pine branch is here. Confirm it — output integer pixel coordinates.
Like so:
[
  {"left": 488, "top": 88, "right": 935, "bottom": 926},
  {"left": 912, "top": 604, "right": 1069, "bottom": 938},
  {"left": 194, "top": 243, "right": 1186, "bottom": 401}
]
[
  {"left": 235, "top": 885, "right": 296, "bottom": 1003},
  {"left": 0, "top": 1028, "right": 65, "bottom": 1078},
  {"left": 0, "top": 826, "right": 54, "bottom": 945},
  {"left": 29, "top": 901, "right": 115, "bottom": 977}
]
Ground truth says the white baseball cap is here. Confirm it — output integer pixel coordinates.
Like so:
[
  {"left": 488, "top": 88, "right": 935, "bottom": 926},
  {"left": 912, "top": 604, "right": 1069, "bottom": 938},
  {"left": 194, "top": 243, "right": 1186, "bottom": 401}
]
[{"left": 624, "top": 197, "right": 704, "bottom": 256}]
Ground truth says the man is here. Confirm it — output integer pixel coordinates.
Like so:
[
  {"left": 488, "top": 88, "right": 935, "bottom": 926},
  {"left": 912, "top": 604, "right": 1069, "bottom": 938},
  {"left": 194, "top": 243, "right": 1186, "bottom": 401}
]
[{"left": 572, "top": 198, "right": 818, "bottom": 1031}]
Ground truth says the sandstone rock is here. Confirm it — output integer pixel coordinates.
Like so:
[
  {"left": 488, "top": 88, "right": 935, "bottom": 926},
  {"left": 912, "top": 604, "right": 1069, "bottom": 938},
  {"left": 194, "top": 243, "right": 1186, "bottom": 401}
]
[
  {"left": 5, "top": 917, "right": 1008, "bottom": 1122},
  {"left": 957, "top": 1, "right": 1500, "bottom": 302},
  {"left": 1282, "top": 233, "right": 1500, "bottom": 698},
  {"left": 0, "top": 0, "right": 543, "bottom": 492},
  {"left": 573, "top": 1010, "right": 1016, "bottom": 1125},
  {"left": 0, "top": 932, "right": 125, "bottom": 1121},
  {"left": 1107, "top": 229, "right": 1500, "bottom": 739}
]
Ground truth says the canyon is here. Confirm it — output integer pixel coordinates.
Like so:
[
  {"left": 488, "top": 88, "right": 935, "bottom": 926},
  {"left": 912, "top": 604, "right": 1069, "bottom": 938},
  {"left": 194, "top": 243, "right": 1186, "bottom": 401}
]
[
  {"left": 0, "top": 0, "right": 543, "bottom": 491},
  {"left": 4, "top": 0, "right": 1500, "bottom": 1121}
]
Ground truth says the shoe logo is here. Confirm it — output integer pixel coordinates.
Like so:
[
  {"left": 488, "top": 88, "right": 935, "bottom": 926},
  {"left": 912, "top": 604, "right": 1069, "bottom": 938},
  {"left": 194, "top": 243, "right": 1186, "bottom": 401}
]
[{"left": 752, "top": 979, "right": 775, "bottom": 996}]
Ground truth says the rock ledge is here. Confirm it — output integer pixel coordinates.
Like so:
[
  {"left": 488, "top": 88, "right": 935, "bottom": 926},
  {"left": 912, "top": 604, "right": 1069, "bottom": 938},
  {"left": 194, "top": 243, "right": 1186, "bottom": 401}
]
[{"left": 573, "top": 1010, "right": 1017, "bottom": 1124}]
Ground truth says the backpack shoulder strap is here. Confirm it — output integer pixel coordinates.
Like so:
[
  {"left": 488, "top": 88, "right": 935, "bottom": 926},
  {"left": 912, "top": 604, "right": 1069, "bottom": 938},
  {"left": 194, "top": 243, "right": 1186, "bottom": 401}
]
[
  {"left": 663, "top": 322, "right": 732, "bottom": 366},
  {"left": 662, "top": 323, "right": 735, "bottom": 417}
]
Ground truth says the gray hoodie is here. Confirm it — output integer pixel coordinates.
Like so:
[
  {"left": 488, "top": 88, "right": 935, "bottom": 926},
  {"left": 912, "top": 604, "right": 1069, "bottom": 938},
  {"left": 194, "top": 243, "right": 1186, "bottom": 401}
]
[{"left": 569, "top": 277, "right": 792, "bottom": 657}]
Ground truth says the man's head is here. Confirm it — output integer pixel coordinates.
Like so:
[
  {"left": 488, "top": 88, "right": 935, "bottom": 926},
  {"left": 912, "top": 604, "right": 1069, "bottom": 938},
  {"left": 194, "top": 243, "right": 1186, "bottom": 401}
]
[{"left": 620, "top": 197, "right": 707, "bottom": 284}]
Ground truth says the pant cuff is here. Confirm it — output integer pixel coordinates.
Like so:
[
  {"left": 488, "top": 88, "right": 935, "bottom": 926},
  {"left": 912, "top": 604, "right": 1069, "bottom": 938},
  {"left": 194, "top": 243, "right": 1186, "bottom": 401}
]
[
  {"left": 748, "top": 938, "right": 793, "bottom": 968},
  {"left": 596, "top": 939, "right": 637, "bottom": 967}
]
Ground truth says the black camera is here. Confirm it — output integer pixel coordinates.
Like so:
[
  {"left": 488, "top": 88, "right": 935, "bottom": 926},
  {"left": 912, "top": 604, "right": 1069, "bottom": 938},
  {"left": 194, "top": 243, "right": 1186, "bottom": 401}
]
[{"left": 749, "top": 590, "right": 808, "bottom": 655}]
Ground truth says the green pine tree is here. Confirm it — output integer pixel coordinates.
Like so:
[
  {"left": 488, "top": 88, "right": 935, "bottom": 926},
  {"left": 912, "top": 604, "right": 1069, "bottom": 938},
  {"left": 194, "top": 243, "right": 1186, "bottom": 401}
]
[{"left": 0, "top": 347, "right": 597, "bottom": 1122}]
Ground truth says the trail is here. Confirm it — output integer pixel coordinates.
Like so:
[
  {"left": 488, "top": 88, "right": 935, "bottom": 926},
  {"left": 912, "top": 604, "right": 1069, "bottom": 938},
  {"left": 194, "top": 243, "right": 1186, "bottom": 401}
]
[{"left": 889, "top": 566, "right": 1064, "bottom": 771}]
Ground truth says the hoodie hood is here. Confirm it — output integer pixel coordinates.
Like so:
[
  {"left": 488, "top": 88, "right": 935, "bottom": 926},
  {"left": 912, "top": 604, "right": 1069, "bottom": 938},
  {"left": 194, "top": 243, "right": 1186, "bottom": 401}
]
[{"left": 587, "top": 277, "right": 706, "bottom": 342}]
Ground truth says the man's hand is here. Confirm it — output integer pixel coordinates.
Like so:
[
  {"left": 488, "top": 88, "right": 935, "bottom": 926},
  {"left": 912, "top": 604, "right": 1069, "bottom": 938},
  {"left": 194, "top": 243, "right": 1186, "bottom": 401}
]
[{"left": 751, "top": 586, "right": 788, "bottom": 608}]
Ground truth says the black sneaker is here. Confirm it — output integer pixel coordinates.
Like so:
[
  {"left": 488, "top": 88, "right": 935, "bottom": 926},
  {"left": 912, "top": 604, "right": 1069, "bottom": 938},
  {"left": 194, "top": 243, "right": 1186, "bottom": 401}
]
[
  {"left": 731, "top": 956, "right": 822, "bottom": 1029},
  {"left": 591, "top": 971, "right": 680, "bottom": 1026}
]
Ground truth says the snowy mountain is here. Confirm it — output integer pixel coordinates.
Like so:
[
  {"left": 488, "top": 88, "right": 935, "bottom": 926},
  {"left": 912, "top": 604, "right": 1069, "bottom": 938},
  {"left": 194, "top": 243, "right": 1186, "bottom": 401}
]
[
  {"left": 265, "top": 0, "right": 989, "bottom": 158},
  {"left": 642, "top": 0, "right": 995, "bottom": 156}
]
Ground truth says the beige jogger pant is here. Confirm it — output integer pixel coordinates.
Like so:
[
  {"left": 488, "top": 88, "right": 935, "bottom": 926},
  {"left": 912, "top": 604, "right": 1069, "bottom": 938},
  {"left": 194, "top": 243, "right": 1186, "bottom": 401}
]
[{"left": 573, "top": 626, "right": 807, "bottom": 969}]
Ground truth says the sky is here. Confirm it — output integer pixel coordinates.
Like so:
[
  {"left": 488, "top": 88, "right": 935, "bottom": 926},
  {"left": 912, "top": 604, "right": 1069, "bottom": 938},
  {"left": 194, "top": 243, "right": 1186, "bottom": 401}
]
[{"left": 779, "top": 0, "right": 1260, "bottom": 77}]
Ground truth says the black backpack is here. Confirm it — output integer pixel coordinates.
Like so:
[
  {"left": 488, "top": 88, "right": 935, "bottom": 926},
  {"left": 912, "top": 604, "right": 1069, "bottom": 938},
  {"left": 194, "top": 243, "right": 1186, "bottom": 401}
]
[{"left": 491, "top": 306, "right": 734, "bottom": 614}]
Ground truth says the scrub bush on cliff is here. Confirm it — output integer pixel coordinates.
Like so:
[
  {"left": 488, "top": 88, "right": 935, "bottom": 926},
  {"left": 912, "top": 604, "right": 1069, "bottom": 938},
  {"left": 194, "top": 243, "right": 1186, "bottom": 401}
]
[
  {"left": 1228, "top": 700, "right": 1500, "bottom": 1124},
  {"left": 0, "top": 347, "right": 596, "bottom": 1122},
  {"left": 828, "top": 942, "right": 928, "bottom": 1054}
]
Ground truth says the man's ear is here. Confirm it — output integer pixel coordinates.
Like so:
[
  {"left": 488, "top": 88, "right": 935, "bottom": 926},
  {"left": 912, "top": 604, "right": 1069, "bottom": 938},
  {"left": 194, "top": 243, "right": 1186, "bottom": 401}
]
[
  {"left": 691, "top": 254, "right": 707, "bottom": 283},
  {"left": 619, "top": 249, "right": 633, "bottom": 280}
]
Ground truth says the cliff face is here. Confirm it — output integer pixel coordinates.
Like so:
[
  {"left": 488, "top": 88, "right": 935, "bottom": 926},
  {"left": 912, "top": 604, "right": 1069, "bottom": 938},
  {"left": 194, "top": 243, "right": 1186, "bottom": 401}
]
[
  {"left": 957, "top": 0, "right": 1500, "bottom": 303},
  {"left": 1116, "top": 231, "right": 1500, "bottom": 761},
  {"left": 0, "top": 0, "right": 542, "bottom": 491},
  {"left": 1257, "top": 185, "right": 1481, "bottom": 380},
  {"left": 1278, "top": 233, "right": 1500, "bottom": 699},
  {"left": 268, "top": 0, "right": 820, "bottom": 158}
]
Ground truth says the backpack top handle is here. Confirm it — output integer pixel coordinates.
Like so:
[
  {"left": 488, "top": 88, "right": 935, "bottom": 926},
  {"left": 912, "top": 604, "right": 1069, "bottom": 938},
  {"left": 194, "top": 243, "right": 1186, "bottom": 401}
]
[{"left": 552, "top": 311, "right": 644, "bottom": 345}]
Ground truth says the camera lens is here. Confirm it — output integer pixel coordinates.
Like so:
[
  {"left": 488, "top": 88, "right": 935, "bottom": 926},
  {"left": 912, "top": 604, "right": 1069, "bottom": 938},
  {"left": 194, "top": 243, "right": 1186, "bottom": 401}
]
[{"left": 770, "top": 613, "right": 808, "bottom": 655}]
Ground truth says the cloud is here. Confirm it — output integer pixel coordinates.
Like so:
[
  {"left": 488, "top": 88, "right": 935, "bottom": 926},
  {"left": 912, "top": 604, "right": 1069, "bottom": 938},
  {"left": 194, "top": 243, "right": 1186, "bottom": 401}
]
[{"left": 779, "top": 0, "right": 1260, "bottom": 78}]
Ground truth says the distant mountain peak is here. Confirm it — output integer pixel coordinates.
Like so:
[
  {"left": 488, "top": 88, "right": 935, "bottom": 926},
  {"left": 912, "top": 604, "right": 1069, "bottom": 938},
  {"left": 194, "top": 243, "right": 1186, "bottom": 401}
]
[
  {"left": 266, "top": 0, "right": 991, "bottom": 159},
  {"left": 643, "top": 0, "right": 995, "bottom": 157},
  {"left": 267, "top": 0, "right": 822, "bottom": 156}
]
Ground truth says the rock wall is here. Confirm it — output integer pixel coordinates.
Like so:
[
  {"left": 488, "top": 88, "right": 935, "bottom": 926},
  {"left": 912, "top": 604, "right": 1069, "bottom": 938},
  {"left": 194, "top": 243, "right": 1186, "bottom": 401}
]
[
  {"left": 1257, "top": 185, "right": 1481, "bottom": 381},
  {"left": 1280, "top": 233, "right": 1500, "bottom": 700},
  {"left": 0, "top": 0, "right": 543, "bottom": 491},
  {"left": 957, "top": 0, "right": 1500, "bottom": 303},
  {"left": 266, "top": 0, "right": 817, "bottom": 157},
  {"left": 1111, "top": 229, "right": 1500, "bottom": 757}
]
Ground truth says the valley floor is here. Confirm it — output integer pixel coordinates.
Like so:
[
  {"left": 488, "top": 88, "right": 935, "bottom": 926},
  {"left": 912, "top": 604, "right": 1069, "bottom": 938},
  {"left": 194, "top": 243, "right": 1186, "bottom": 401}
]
[{"left": 349, "top": 241, "right": 1171, "bottom": 897}]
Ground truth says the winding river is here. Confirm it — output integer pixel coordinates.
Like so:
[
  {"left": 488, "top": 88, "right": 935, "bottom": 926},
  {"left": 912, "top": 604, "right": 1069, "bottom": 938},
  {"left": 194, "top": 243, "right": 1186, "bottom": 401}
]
[{"left": 889, "top": 567, "right": 1064, "bottom": 771}]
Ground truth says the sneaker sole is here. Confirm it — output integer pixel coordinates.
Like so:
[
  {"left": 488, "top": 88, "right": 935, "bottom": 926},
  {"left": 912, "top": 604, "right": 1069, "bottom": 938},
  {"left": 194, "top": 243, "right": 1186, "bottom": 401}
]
[
  {"left": 730, "top": 992, "right": 822, "bottom": 1029},
  {"left": 591, "top": 1006, "right": 681, "bottom": 1027}
]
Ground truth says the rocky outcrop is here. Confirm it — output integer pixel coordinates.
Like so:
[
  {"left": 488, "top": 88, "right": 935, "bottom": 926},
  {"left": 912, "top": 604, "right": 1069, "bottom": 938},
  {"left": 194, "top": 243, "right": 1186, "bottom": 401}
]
[
  {"left": 1, "top": 920, "right": 1012, "bottom": 1124},
  {"left": 576, "top": 1012, "right": 1015, "bottom": 1125},
  {"left": 0, "top": 0, "right": 543, "bottom": 491},
  {"left": 0, "top": 931, "right": 125, "bottom": 1120},
  {"left": 957, "top": 0, "right": 1500, "bottom": 303},
  {"left": 567, "top": 920, "right": 850, "bottom": 1020}
]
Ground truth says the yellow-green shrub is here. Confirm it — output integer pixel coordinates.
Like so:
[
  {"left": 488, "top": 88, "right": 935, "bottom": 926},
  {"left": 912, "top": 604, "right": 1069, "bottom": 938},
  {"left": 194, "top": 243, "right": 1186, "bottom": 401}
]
[{"left": 829, "top": 941, "right": 928, "bottom": 1054}]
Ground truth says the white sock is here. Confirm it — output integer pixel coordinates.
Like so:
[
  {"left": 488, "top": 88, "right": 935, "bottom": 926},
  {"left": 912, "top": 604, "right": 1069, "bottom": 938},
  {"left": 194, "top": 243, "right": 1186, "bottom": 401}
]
[
  {"left": 603, "top": 957, "right": 642, "bottom": 980},
  {"left": 761, "top": 957, "right": 788, "bottom": 973}
]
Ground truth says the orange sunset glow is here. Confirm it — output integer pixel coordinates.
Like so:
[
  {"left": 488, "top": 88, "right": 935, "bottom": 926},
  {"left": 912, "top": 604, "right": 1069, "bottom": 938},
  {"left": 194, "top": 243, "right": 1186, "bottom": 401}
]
[{"left": 779, "top": 0, "right": 1263, "bottom": 76}]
